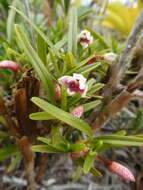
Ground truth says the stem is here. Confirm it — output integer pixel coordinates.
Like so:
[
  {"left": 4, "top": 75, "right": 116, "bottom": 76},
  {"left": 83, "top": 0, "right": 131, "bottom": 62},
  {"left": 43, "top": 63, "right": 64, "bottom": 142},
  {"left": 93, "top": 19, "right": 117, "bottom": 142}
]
[
  {"left": 17, "top": 136, "right": 36, "bottom": 190},
  {"left": 96, "top": 155, "right": 111, "bottom": 165}
]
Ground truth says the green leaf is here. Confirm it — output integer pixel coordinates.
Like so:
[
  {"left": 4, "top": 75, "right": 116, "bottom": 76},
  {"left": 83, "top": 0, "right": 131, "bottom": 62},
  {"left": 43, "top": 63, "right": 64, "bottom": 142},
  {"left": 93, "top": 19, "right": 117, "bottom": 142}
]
[
  {"left": 115, "top": 130, "right": 127, "bottom": 136},
  {"left": 66, "top": 54, "right": 97, "bottom": 75},
  {"left": 0, "top": 144, "right": 20, "bottom": 161},
  {"left": 83, "top": 100, "right": 101, "bottom": 112},
  {"left": 91, "top": 140, "right": 103, "bottom": 153},
  {"left": 88, "top": 83, "right": 105, "bottom": 94},
  {"left": 0, "top": 131, "right": 8, "bottom": 139},
  {"left": 90, "top": 166, "right": 103, "bottom": 177},
  {"left": 31, "top": 97, "right": 93, "bottom": 137},
  {"left": 11, "top": 6, "right": 55, "bottom": 50},
  {"left": 51, "top": 126, "right": 70, "bottom": 151},
  {"left": 65, "top": 52, "right": 77, "bottom": 69},
  {"left": 102, "top": 140, "right": 143, "bottom": 147},
  {"left": 29, "top": 112, "right": 55, "bottom": 120},
  {"left": 37, "top": 137, "right": 51, "bottom": 144},
  {"left": 7, "top": 0, "right": 17, "bottom": 43},
  {"left": 71, "top": 143, "right": 86, "bottom": 152},
  {"left": 15, "top": 25, "right": 55, "bottom": 103},
  {"left": 76, "top": 158, "right": 102, "bottom": 177},
  {"left": 64, "top": 0, "right": 70, "bottom": 14},
  {"left": 77, "top": 62, "right": 101, "bottom": 74},
  {"left": 93, "top": 135, "right": 143, "bottom": 147},
  {"left": 72, "top": 166, "right": 83, "bottom": 183},
  {"left": 37, "top": 32, "right": 47, "bottom": 65},
  {"left": 83, "top": 152, "right": 95, "bottom": 174},
  {"left": 129, "top": 108, "right": 143, "bottom": 133},
  {"left": 6, "top": 154, "right": 21, "bottom": 173},
  {"left": 95, "top": 135, "right": 143, "bottom": 142},
  {"left": 31, "top": 145, "right": 62, "bottom": 153},
  {"left": 61, "top": 85, "right": 67, "bottom": 111},
  {"left": 49, "top": 48, "right": 60, "bottom": 77},
  {"left": 68, "top": 7, "right": 78, "bottom": 56},
  {"left": 78, "top": 7, "right": 91, "bottom": 22}
]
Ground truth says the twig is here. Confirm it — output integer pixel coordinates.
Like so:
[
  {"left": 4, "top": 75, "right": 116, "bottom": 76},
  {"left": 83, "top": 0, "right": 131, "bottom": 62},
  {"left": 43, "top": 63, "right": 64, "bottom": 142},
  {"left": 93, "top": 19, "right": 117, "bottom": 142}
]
[
  {"left": 103, "top": 8, "right": 143, "bottom": 99},
  {"left": 92, "top": 89, "right": 133, "bottom": 132},
  {"left": 0, "top": 95, "right": 19, "bottom": 136},
  {"left": 35, "top": 153, "right": 48, "bottom": 183},
  {"left": 92, "top": 63, "right": 143, "bottom": 132},
  {"left": 17, "top": 136, "right": 36, "bottom": 190}
]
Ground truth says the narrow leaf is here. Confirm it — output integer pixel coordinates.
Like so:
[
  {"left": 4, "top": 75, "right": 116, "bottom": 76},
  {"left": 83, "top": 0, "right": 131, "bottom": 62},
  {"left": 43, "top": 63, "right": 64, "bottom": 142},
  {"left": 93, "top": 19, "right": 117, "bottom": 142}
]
[
  {"left": 29, "top": 112, "right": 55, "bottom": 120},
  {"left": 15, "top": 25, "right": 55, "bottom": 103},
  {"left": 31, "top": 97, "right": 93, "bottom": 137},
  {"left": 68, "top": 7, "right": 78, "bottom": 56},
  {"left": 83, "top": 100, "right": 101, "bottom": 112}
]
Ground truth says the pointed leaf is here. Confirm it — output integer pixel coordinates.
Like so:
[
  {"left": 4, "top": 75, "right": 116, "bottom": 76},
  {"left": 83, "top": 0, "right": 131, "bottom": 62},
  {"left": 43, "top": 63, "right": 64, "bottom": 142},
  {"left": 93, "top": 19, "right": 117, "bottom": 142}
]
[{"left": 31, "top": 97, "right": 93, "bottom": 137}]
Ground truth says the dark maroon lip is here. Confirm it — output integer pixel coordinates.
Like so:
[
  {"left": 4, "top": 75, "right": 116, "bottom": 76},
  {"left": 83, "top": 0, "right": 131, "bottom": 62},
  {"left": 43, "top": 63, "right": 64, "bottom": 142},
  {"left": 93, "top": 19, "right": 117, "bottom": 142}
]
[
  {"left": 80, "top": 38, "right": 90, "bottom": 43},
  {"left": 65, "top": 80, "right": 85, "bottom": 94}
]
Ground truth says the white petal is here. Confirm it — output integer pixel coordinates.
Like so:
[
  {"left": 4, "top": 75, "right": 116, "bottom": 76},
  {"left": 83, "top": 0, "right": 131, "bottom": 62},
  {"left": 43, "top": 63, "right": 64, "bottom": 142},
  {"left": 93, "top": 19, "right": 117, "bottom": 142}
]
[
  {"left": 73, "top": 73, "right": 87, "bottom": 89},
  {"left": 58, "top": 76, "right": 73, "bottom": 85},
  {"left": 81, "top": 42, "right": 89, "bottom": 49},
  {"left": 67, "top": 88, "right": 75, "bottom": 95},
  {"left": 81, "top": 84, "right": 88, "bottom": 97}
]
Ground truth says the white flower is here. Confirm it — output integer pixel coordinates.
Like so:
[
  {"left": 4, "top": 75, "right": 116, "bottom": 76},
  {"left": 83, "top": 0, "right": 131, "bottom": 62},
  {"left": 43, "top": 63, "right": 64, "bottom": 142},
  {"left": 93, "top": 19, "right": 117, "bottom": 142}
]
[
  {"left": 78, "top": 30, "right": 93, "bottom": 48},
  {"left": 58, "top": 73, "right": 88, "bottom": 97},
  {"left": 104, "top": 53, "right": 117, "bottom": 62}
]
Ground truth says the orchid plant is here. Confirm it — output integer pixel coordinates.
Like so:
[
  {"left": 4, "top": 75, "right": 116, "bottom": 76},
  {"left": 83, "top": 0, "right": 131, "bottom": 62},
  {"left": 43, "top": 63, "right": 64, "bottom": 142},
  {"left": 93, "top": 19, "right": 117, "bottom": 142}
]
[{"left": 1, "top": 0, "right": 143, "bottom": 188}]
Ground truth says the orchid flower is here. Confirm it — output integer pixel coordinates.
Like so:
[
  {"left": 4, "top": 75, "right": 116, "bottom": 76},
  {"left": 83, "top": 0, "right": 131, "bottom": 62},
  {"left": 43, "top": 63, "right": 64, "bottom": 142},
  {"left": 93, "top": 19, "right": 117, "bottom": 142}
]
[
  {"left": 58, "top": 73, "right": 88, "bottom": 97},
  {"left": 78, "top": 30, "right": 93, "bottom": 48}
]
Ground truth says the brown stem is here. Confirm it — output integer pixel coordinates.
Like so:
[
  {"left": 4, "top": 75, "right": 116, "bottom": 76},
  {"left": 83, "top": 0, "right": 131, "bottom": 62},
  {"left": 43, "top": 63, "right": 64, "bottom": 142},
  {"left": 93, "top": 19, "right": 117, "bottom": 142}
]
[
  {"left": 35, "top": 153, "right": 48, "bottom": 183},
  {"left": 103, "top": 8, "right": 143, "bottom": 99},
  {"left": 0, "top": 95, "right": 19, "bottom": 136},
  {"left": 92, "top": 89, "right": 133, "bottom": 132},
  {"left": 96, "top": 155, "right": 111, "bottom": 165},
  {"left": 44, "top": 0, "right": 54, "bottom": 25},
  {"left": 17, "top": 136, "right": 36, "bottom": 190}
]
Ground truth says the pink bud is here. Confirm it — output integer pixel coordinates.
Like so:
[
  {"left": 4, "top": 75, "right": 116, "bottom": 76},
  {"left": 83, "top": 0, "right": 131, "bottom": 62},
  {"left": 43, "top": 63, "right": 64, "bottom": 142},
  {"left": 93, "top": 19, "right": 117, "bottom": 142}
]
[
  {"left": 54, "top": 83, "right": 61, "bottom": 102},
  {"left": 0, "top": 60, "right": 20, "bottom": 72},
  {"left": 71, "top": 148, "right": 89, "bottom": 159},
  {"left": 109, "top": 162, "right": 135, "bottom": 182},
  {"left": 70, "top": 106, "right": 84, "bottom": 118}
]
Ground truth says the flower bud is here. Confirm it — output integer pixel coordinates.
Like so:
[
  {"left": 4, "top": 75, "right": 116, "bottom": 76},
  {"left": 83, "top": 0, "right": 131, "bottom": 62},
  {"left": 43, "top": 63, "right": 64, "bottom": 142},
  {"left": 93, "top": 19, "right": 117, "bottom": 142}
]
[
  {"left": 70, "top": 106, "right": 84, "bottom": 118},
  {"left": 103, "top": 53, "right": 117, "bottom": 62},
  {"left": 0, "top": 60, "right": 20, "bottom": 72},
  {"left": 71, "top": 147, "right": 89, "bottom": 159},
  {"left": 97, "top": 155, "right": 135, "bottom": 182},
  {"left": 109, "top": 162, "right": 135, "bottom": 182},
  {"left": 54, "top": 83, "right": 61, "bottom": 102}
]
